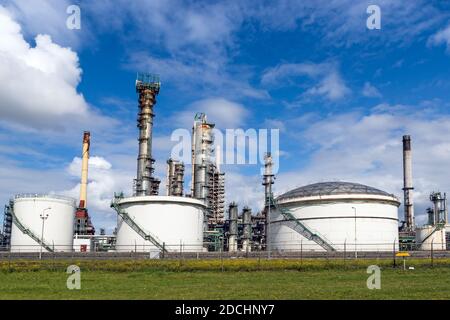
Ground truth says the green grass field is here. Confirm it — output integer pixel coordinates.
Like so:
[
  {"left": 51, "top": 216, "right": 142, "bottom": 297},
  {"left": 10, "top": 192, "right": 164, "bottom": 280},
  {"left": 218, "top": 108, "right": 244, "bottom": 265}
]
[{"left": 1, "top": 259, "right": 449, "bottom": 299}]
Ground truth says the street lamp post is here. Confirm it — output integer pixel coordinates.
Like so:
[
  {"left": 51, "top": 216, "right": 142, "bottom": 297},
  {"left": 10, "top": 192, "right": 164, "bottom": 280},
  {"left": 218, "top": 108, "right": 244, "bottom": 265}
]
[
  {"left": 352, "top": 207, "right": 357, "bottom": 259},
  {"left": 39, "top": 207, "right": 51, "bottom": 260}
]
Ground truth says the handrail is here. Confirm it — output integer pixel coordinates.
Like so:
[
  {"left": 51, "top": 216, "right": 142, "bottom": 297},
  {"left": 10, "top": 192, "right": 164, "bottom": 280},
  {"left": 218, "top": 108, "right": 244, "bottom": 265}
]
[
  {"left": 111, "top": 196, "right": 167, "bottom": 253},
  {"left": 270, "top": 196, "right": 336, "bottom": 252},
  {"left": 9, "top": 202, "right": 54, "bottom": 252}
]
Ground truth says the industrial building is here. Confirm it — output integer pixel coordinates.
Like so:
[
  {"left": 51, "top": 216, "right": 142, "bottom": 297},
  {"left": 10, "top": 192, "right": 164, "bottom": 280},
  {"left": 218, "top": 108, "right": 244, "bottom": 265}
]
[
  {"left": 415, "top": 192, "right": 449, "bottom": 251},
  {"left": 112, "top": 73, "right": 223, "bottom": 253},
  {"left": 1, "top": 73, "right": 449, "bottom": 255}
]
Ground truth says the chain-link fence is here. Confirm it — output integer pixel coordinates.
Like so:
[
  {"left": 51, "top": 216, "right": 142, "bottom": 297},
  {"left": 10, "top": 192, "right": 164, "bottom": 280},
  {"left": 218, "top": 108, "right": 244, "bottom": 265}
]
[{"left": 1, "top": 240, "right": 449, "bottom": 260}]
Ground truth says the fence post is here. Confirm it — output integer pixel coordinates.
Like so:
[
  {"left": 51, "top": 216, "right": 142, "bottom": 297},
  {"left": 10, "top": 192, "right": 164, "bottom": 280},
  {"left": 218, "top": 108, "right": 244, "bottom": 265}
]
[
  {"left": 393, "top": 238, "right": 397, "bottom": 268},
  {"left": 431, "top": 239, "right": 434, "bottom": 267},
  {"left": 220, "top": 238, "right": 224, "bottom": 272},
  {"left": 8, "top": 250, "right": 11, "bottom": 272},
  {"left": 179, "top": 241, "right": 183, "bottom": 267},
  {"left": 162, "top": 242, "right": 165, "bottom": 259},
  {"left": 300, "top": 239, "right": 303, "bottom": 264},
  {"left": 344, "top": 240, "right": 346, "bottom": 265}
]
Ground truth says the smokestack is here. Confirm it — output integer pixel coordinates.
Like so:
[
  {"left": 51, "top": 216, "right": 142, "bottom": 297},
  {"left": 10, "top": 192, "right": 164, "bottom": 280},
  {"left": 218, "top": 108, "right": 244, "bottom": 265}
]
[
  {"left": 402, "top": 135, "right": 414, "bottom": 231},
  {"left": 134, "top": 73, "right": 161, "bottom": 196},
  {"left": 79, "top": 131, "right": 90, "bottom": 208}
]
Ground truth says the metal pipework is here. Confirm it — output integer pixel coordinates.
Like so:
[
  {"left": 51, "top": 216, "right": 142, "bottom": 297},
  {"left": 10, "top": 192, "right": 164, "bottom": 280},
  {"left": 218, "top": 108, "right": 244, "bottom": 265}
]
[
  {"left": 242, "top": 207, "right": 252, "bottom": 253},
  {"left": 166, "top": 159, "right": 185, "bottom": 197},
  {"left": 134, "top": 73, "right": 161, "bottom": 196},
  {"left": 228, "top": 203, "right": 238, "bottom": 252},
  {"left": 430, "top": 192, "right": 448, "bottom": 225},
  {"left": 402, "top": 135, "right": 414, "bottom": 231},
  {"left": 79, "top": 131, "right": 90, "bottom": 208}
]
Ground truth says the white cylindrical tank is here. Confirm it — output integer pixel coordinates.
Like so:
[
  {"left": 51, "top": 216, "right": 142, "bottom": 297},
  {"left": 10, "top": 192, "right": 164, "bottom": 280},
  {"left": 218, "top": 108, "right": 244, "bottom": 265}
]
[
  {"left": 10, "top": 194, "right": 76, "bottom": 252},
  {"left": 270, "top": 182, "right": 400, "bottom": 252},
  {"left": 416, "top": 226, "right": 446, "bottom": 251},
  {"left": 115, "top": 196, "right": 206, "bottom": 252}
]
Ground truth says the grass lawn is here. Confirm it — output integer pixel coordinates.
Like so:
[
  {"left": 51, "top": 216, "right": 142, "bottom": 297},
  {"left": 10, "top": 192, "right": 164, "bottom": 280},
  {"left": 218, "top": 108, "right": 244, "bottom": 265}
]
[{"left": 1, "top": 259, "right": 450, "bottom": 299}]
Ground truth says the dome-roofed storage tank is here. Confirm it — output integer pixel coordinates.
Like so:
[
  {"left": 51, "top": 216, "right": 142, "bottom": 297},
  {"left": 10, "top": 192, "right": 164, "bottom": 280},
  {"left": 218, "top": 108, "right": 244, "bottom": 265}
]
[
  {"left": 10, "top": 194, "right": 76, "bottom": 252},
  {"left": 270, "top": 182, "right": 400, "bottom": 252},
  {"left": 113, "top": 196, "right": 206, "bottom": 253}
]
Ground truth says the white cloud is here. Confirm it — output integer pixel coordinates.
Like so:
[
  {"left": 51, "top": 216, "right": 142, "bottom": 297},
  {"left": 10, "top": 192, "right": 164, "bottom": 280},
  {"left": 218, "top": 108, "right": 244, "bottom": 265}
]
[
  {"left": 305, "top": 71, "right": 350, "bottom": 101},
  {"left": 250, "top": 0, "right": 446, "bottom": 47},
  {"left": 362, "top": 82, "right": 382, "bottom": 98},
  {"left": 428, "top": 24, "right": 450, "bottom": 53},
  {"left": 127, "top": 53, "right": 268, "bottom": 100},
  {"left": 62, "top": 156, "right": 132, "bottom": 218},
  {"left": 4, "top": 0, "right": 81, "bottom": 46},
  {"left": 174, "top": 98, "right": 250, "bottom": 130},
  {"left": 0, "top": 6, "right": 90, "bottom": 129},
  {"left": 262, "top": 62, "right": 350, "bottom": 101},
  {"left": 85, "top": 0, "right": 242, "bottom": 54}
]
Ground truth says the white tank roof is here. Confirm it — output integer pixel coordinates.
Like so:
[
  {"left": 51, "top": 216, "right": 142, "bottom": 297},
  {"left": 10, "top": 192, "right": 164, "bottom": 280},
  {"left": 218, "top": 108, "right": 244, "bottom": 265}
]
[
  {"left": 14, "top": 194, "right": 76, "bottom": 206},
  {"left": 117, "top": 195, "right": 207, "bottom": 207},
  {"left": 277, "top": 181, "right": 400, "bottom": 205}
]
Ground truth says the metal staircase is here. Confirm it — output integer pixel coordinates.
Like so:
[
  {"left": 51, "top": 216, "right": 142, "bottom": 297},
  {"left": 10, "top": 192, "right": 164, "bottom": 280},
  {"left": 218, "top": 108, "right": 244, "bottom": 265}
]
[
  {"left": 8, "top": 201, "right": 54, "bottom": 252},
  {"left": 1, "top": 203, "right": 12, "bottom": 250},
  {"left": 270, "top": 197, "right": 336, "bottom": 252},
  {"left": 419, "top": 224, "right": 445, "bottom": 249},
  {"left": 111, "top": 195, "right": 167, "bottom": 253}
]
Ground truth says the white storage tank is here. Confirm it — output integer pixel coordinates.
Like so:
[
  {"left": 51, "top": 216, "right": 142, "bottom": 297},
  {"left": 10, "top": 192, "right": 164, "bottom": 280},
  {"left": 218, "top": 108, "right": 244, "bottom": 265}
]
[
  {"left": 270, "top": 182, "right": 400, "bottom": 252},
  {"left": 416, "top": 226, "right": 446, "bottom": 251},
  {"left": 114, "top": 196, "right": 206, "bottom": 252},
  {"left": 10, "top": 194, "right": 76, "bottom": 252}
]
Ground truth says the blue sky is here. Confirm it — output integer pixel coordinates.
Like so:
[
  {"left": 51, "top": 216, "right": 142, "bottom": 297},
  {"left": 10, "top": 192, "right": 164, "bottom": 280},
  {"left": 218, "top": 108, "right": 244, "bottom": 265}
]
[{"left": 1, "top": 0, "right": 450, "bottom": 232}]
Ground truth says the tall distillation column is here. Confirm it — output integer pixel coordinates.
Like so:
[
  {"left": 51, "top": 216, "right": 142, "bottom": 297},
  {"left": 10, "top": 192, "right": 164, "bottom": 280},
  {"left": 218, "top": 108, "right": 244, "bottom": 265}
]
[
  {"left": 402, "top": 135, "right": 415, "bottom": 231},
  {"left": 134, "top": 73, "right": 161, "bottom": 196},
  {"left": 228, "top": 203, "right": 238, "bottom": 252},
  {"left": 242, "top": 207, "right": 252, "bottom": 252},
  {"left": 166, "top": 159, "right": 185, "bottom": 197},
  {"left": 262, "top": 153, "right": 275, "bottom": 248},
  {"left": 192, "top": 113, "right": 215, "bottom": 217},
  {"left": 429, "top": 192, "right": 448, "bottom": 225}
]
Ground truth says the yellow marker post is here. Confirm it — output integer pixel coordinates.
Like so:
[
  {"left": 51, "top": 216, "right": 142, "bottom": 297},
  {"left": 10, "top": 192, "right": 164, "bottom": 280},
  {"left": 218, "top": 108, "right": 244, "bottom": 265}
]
[{"left": 396, "top": 252, "right": 410, "bottom": 270}]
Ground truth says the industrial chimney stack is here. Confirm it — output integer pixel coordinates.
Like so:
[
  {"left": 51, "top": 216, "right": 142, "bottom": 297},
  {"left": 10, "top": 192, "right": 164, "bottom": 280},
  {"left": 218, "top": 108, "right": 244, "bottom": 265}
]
[
  {"left": 79, "top": 131, "right": 90, "bottom": 208},
  {"left": 134, "top": 73, "right": 161, "bottom": 196},
  {"left": 402, "top": 135, "right": 415, "bottom": 231},
  {"left": 75, "top": 131, "right": 95, "bottom": 235}
]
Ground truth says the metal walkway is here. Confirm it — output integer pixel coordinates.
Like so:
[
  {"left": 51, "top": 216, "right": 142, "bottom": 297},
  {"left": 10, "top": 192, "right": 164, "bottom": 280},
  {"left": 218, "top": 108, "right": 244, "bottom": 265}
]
[
  {"left": 111, "top": 196, "right": 167, "bottom": 253},
  {"left": 8, "top": 201, "right": 54, "bottom": 252},
  {"left": 270, "top": 197, "right": 336, "bottom": 252}
]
